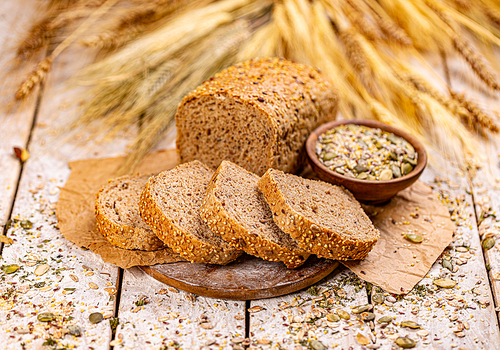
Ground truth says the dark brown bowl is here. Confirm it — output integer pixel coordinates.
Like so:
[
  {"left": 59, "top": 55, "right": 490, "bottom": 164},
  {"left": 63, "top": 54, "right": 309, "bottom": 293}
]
[{"left": 306, "top": 119, "right": 427, "bottom": 204}]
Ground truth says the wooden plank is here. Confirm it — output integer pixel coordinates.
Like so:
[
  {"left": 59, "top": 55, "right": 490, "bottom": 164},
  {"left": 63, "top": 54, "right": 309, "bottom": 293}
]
[
  {"left": 248, "top": 266, "right": 370, "bottom": 349},
  {"left": 0, "top": 43, "right": 130, "bottom": 349},
  {"left": 0, "top": 0, "right": 41, "bottom": 229},
  {"left": 364, "top": 165, "right": 500, "bottom": 349},
  {"left": 114, "top": 267, "right": 246, "bottom": 349}
]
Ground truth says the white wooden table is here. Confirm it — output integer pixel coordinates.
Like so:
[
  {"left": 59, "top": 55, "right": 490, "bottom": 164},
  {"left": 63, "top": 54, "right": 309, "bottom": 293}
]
[{"left": 1, "top": 2, "right": 500, "bottom": 349}]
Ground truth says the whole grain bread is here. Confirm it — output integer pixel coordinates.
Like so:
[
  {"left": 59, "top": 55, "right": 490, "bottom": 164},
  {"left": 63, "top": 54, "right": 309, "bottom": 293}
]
[
  {"left": 139, "top": 160, "right": 243, "bottom": 265},
  {"left": 95, "top": 175, "right": 166, "bottom": 251},
  {"left": 258, "top": 168, "right": 380, "bottom": 260},
  {"left": 200, "top": 161, "right": 310, "bottom": 269},
  {"left": 175, "top": 57, "right": 338, "bottom": 176}
]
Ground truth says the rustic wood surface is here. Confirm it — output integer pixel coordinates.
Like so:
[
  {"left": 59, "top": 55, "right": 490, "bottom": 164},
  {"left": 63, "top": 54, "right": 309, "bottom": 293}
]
[{"left": 1, "top": 1, "right": 500, "bottom": 349}]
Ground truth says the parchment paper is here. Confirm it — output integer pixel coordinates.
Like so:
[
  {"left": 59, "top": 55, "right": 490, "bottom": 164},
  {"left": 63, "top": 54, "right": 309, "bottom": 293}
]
[
  {"left": 56, "top": 150, "right": 455, "bottom": 294},
  {"left": 343, "top": 181, "right": 455, "bottom": 294},
  {"left": 56, "top": 150, "right": 186, "bottom": 269}
]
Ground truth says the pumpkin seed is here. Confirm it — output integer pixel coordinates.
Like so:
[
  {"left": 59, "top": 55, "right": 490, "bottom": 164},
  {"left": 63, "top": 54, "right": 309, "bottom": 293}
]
[
  {"left": 360, "top": 312, "right": 375, "bottom": 322},
  {"left": 356, "top": 172, "right": 368, "bottom": 180},
  {"left": 3, "top": 264, "right": 20, "bottom": 274},
  {"left": 351, "top": 304, "right": 370, "bottom": 314},
  {"left": 442, "top": 259, "right": 453, "bottom": 271},
  {"left": 326, "top": 313, "right": 340, "bottom": 322},
  {"left": 89, "top": 312, "right": 103, "bottom": 324},
  {"left": 391, "top": 165, "right": 402, "bottom": 178},
  {"left": 68, "top": 325, "right": 82, "bottom": 337},
  {"left": 377, "top": 316, "right": 393, "bottom": 324},
  {"left": 372, "top": 293, "right": 385, "bottom": 304},
  {"left": 34, "top": 282, "right": 45, "bottom": 288},
  {"left": 402, "top": 163, "right": 414, "bottom": 175},
  {"left": 20, "top": 220, "right": 33, "bottom": 229},
  {"left": 403, "top": 155, "right": 417, "bottom": 166},
  {"left": 389, "top": 151, "right": 398, "bottom": 160},
  {"left": 37, "top": 312, "right": 55, "bottom": 322},
  {"left": 405, "top": 142, "right": 415, "bottom": 154},
  {"left": 354, "top": 164, "right": 368, "bottom": 173},
  {"left": 433, "top": 278, "right": 457, "bottom": 288},
  {"left": 388, "top": 134, "right": 402, "bottom": 144},
  {"left": 322, "top": 152, "right": 336, "bottom": 161},
  {"left": 379, "top": 169, "right": 393, "bottom": 181},
  {"left": 336, "top": 168, "right": 345, "bottom": 175},
  {"left": 356, "top": 333, "right": 370, "bottom": 346},
  {"left": 309, "top": 339, "right": 326, "bottom": 350},
  {"left": 401, "top": 320, "right": 421, "bottom": 329},
  {"left": 336, "top": 309, "right": 350, "bottom": 320},
  {"left": 34, "top": 263, "right": 50, "bottom": 276},
  {"left": 482, "top": 237, "right": 495, "bottom": 250},
  {"left": 395, "top": 336, "right": 416, "bottom": 348},
  {"left": 404, "top": 233, "right": 423, "bottom": 243},
  {"left": 0, "top": 235, "right": 13, "bottom": 244}
]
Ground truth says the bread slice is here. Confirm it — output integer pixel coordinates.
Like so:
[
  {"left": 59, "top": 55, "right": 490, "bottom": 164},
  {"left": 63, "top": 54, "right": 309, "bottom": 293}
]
[
  {"left": 200, "top": 161, "right": 310, "bottom": 269},
  {"left": 176, "top": 57, "right": 338, "bottom": 176},
  {"left": 258, "top": 169, "right": 380, "bottom": 260},
  {"left": 95, "top": 175, "right": 166, "bottom": 251},
  {"left": 139, "top": 160, "right": 243, "bottom": 265}
]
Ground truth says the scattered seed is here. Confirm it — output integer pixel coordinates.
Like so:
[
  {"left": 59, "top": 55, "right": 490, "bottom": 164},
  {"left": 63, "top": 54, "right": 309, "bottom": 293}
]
[
  {"left": 417, "top": 330, "right": 429, "bottom": 337},
  {"left": 68, "top": 325, "right": 82, "bottom": 337},
  {"left": 404, "top": 233, "right": 423, "bottom": 243},
  {"left": 361, "top": 312, "right": 375, "bottom": 322},
  {"left": 3, "top": 264, "right": 20, "bottom": 274},
  {"left": 248, "top": 306, "right": 264, "bottom": 313},
  {"left": 0, "top": 235, "right": 13, "bottom": 244},
  {"left": 351, "top": 304, "right": 371, "bottom": 314},
  {"left": 401, "top": 320, "right": 421, "bottom": 329},
  {"left": 37, "top": 312, "right": 55, "bottom": 322},
  {"left": 200, "top": 322, "right": 213, "bottom": 329},
  {"left": 327, "top": 313, "right": 340, "bottom": 322},
  {"left": 70, "top": 274, "right": 79, "bottom": 282},
  {"left": 433, "top": 278, "right": 457, "bottom": 288},
  {"left": 357, "top": 333, "right": 370, "bottom": 346},
  {"left": 310, "top": 339, "right": 326, "bottom": 350},
  {"left": 395, "top": 336, "right": 416, "bottom": 348},
  {"left": 442, "top": 259, "right": 453, "bottom": 271},
  {"left": 20, "top": 220, "right": 33, "bottom": 229},
  {"left": 372, "top": 293, "right": 385, "bottom": 304},
  {"left": 89, "top": 312, "right": 103, "bottom": 324},
  {"left": 482, "top": 237, "right": 495, "bottom": 250},
  {"left": 89, "top": 282, "right": 98, "bottom": 289},
  {"left": 377, "top": 316, "right": 393, "bottom": 324},
  {"left": 336, "top": 309, "right": 350, "bottom": 320},
  {"left": 34, "top": 263, "right": 50, "bottom": 276}
]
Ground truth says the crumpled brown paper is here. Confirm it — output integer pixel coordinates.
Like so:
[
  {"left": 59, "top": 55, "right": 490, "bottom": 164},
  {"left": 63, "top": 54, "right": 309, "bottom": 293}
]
[
  {"left": 343, "top": 181, "right": 455, "bottom": 294},
  {"left": 56, "top": 150, "right": 186, "bottom": 269},
  {"left": 57, "top": 150, "right": 455, "bottom": 294}
]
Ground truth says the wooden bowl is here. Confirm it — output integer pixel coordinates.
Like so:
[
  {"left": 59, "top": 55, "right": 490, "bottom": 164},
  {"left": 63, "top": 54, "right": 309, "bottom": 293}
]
[{"left": 305, "top": 120, "right": 427, "bottom": 204}]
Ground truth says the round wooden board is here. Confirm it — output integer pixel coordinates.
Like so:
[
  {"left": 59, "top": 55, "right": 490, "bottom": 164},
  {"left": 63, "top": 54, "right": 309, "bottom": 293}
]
[{"left": 139, "top": 255, "right": 338, "bottom": 300}]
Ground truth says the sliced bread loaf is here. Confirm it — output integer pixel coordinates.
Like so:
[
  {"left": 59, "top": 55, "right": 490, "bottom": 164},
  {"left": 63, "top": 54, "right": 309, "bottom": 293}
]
[
  {"left": 176, "top": 57, "right": 338, "bottom": 176},
  {"left": 139, "top": 160, "right": 243, "bottom": 265},
  {"left": 258, "top": 169, "right": 380, "bottom": 260},
  {"left": 200, "top": 161, "right": 310, "bottom": 269},
  {"left": 95, "top": 175, "right": 166, "bottom": 251}
]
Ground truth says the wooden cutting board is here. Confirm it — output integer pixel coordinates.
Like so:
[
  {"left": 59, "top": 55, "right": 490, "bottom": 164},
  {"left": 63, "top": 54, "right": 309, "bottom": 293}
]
[{"left": 140, "top": 254, "right": 338, "bottom": 300}]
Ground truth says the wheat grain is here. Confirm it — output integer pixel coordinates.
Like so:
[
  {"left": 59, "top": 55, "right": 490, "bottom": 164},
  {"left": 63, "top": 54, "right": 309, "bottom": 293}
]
[
  {"left": 15, "top": 58, "right": 53, "bottom": 100},
  {"left": 452, "top": 34, "right": 500, "bottom": 90},
  {"left": 451, "top": 91, "right": 499, "bottom": 134},
  {"left": 343, "top": 0, "right": 382, "bottom": 41}
]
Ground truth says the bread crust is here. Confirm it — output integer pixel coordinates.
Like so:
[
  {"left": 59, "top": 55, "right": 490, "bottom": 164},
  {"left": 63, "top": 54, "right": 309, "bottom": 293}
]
[
  {"left": 200, "top": 161, "right": 310, "bottom": 269},
  {"left": 139, "top": 161, "right": 242, "bottom": 265},
  {"left": 176, "top": 57, "right": 338, "bottom": 175},
  {"left": 258, "top": 169, "right": 380, "bottom": 260},
  {"left": 95, "top": 175, "right": 166, "bottom": 251}
]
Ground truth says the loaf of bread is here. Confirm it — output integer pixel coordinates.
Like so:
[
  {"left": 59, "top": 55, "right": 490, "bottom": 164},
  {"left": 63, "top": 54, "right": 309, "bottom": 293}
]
[
  {"left": 200, "top": 161, "right": 310, "bottom": 268},
  {"left": 175, "top": 57, "right": 338, "bottom": 176},
  {"left": 139, "top": 160, "right": 243, "bottom": 265},
  {"left": 258, "top": 168, "right": 380, "bottom": 260},
  {"left": 95, "top": 175, "right": 166, "bottom": 251}
]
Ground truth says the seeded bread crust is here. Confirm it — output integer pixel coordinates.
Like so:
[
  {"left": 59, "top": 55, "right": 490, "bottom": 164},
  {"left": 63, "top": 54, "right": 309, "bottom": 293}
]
[
  {"left": 200, "top": 161, "right": 310, "bottom": 269},
  {"left": 176, "top": 57, "right": 338, "bottom": 176},
  {"left": 258, "top": 169, "right": 380, "bottom": 260},
  {"left": 95, "top": 175, "right": 166, "bottom": 251},
  {"left": 139, "top": 161, "right": 243, "bottom": 265}
]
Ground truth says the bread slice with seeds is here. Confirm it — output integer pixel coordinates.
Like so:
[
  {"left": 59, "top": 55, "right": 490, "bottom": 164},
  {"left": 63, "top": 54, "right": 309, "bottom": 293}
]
[
  {"left": 200, "top": 161, "right": 310, "bottom": 269},
  {"left": 139, "top": 160, "right": 243, "bottom": 265},
  {"left": 258, "top": 168, "right": 380, "bottom": 260},
  {"left": 95, "top": 175, "right": 166, "bottom": 251}
]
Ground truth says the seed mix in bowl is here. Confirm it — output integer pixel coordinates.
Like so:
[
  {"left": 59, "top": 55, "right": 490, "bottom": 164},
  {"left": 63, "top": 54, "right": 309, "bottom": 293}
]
[{"left": 315, "top": 124, "right": 418, "bottom": 181}]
